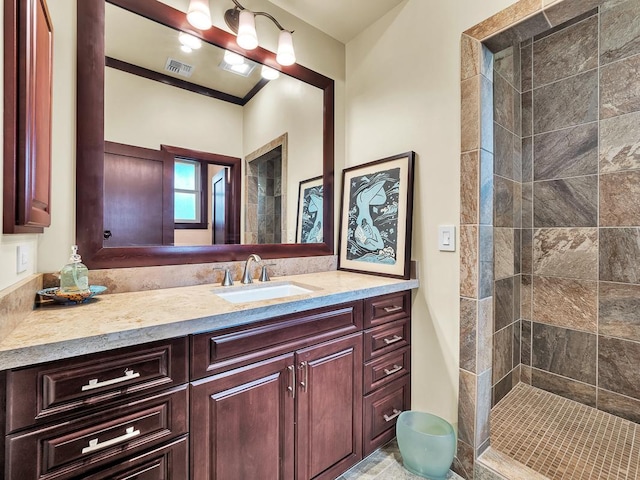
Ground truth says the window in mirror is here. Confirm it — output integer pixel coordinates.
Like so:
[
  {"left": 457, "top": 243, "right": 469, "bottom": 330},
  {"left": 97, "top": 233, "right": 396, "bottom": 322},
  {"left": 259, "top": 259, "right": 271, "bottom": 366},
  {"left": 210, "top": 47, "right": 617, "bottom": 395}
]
[{"left": 174, "top": 159, "right": 202, "bottom": 224}]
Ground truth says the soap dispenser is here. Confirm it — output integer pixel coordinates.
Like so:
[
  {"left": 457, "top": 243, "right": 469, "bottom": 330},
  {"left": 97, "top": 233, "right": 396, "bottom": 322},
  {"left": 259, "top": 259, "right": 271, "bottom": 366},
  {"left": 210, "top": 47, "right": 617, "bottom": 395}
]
[{"left": 59, "top": 245, "right": 90, "bottom": 294}]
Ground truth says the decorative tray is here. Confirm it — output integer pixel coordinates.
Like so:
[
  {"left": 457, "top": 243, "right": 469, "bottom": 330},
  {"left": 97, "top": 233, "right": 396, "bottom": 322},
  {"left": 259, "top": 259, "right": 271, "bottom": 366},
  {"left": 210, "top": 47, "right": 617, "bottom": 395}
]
[{"left": 37, "top": 285, "right": 107, "bottom": 305}]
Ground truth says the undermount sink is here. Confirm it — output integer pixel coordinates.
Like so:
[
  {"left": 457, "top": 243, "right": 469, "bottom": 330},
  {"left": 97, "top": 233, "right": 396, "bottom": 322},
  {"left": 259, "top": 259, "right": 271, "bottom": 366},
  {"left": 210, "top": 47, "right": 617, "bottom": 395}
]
[{"left": 214, "top": 281, "right": 315, "bottom": 304}]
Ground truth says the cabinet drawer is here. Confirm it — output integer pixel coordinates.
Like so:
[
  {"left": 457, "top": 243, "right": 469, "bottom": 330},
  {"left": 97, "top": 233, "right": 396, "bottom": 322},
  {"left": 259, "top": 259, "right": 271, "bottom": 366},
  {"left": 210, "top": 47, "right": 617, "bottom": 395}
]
[
  {"left": 6, "top": 337, "right": 188, "bottom": 433},
  {"left": 364, "top": 291, "right": 410, "bottom": 328},
  {"left": 364, "top": 346, "right": 411, "bottom": 395},
  {"left": 6, "top": 386, "right": 188, "bottom": 480},
  {"left": 363, "top": 374, "right": 411, "bottom": 456},
  {"left": 363, "top": 318, "right": 410, "bottom": 361},
  {"left": 191, "top": 301, "right": 363, "bottom": 379},
  {"left": 81, "top": 435, "right": 188, "bottom": 480}
]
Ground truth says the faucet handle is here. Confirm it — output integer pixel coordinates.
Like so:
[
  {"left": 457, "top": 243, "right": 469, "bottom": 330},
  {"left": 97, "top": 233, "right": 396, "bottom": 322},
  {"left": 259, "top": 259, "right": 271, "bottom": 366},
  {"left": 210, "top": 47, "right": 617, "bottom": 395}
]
[
  {"left": 259, "top": 264, "right": 276, "bottom": 282},
  {"left": 214, "top": 268, "right": 234, "bottom": 286}
]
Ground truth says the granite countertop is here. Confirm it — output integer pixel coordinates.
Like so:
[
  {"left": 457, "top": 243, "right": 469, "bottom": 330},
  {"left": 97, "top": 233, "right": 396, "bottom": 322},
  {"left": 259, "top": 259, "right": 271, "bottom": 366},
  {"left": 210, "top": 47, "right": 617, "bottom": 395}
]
[{"left": 0, "top": 271, "right": 418, "bottom": 370}]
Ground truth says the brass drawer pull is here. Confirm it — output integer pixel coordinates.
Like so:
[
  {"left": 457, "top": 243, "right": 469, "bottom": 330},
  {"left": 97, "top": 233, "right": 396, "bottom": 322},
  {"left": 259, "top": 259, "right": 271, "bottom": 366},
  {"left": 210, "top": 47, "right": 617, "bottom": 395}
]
[
  {"left": 383, "top": 305, "right": 403, "bottom": 313},
  {"left": 81, "top": 368, "right": 140, "bottom": 391},
  {"left": 383, "top": 409, "right": 402, "bottom": 422},
  {"left": 383, "top": 335, "right": 403, "bottom": 345},
  {"left": 287, "top": 365, "right": 296, "bottom": 398},
  {"left": 383, "top": 364, "right": 403, "bottom": 376},
  {"left": 81, "top": 426, "right": 141, "bottom": 454}
]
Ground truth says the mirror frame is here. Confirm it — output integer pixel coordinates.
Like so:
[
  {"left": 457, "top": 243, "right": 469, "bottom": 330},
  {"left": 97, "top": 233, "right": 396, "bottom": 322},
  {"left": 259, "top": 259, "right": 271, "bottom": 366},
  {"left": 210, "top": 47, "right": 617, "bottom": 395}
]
[{"left": 77, "top": 0, "right": 335, "bottom": 269}]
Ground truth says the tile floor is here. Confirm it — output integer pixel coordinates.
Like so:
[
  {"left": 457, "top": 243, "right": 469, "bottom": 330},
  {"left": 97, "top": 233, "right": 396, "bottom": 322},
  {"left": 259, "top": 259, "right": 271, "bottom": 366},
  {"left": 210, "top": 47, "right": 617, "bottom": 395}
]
[
  {"left": 338, "top": 440, "right": 462, "bottom": 479},
  {"left": 492, "top": 383, "right": 640, "bottom": 479}
]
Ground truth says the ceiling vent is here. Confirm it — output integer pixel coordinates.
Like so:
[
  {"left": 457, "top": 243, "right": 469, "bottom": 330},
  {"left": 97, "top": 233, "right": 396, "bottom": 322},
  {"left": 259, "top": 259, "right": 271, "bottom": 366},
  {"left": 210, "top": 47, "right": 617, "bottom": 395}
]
[{"left": 164, "top": 58, "right": 194, "bottom": 78}]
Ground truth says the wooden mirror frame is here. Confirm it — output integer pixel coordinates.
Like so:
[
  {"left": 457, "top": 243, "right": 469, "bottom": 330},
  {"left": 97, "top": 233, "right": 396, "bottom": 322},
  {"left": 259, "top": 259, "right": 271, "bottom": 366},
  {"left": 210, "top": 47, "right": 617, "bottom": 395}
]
[{"left": 77, "top": 0, "right": 335, "bottom": 269}]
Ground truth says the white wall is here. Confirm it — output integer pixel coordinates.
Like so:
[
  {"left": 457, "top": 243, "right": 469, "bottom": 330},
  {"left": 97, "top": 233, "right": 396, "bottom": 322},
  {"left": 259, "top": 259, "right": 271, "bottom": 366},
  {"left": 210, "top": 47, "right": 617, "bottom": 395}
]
[{"left": 345, "top": 0, "right": 514, "bottom": 428}]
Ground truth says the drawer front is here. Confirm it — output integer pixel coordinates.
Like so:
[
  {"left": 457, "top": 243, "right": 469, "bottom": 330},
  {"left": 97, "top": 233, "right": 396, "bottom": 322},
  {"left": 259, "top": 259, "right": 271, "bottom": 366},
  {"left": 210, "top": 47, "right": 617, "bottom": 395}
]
[
  {"left": 6, "top": 386, "right": 188, "bottom": 480},
  {"left": 363, "top": 374, "right": 411, "bottom": 456},
  {"left": 7, "top": 337, "right": 188, "bottom": 433},
  {"left": 363, "top": 318, "right": 410, "bottom": 361},
  {"left": 364, "top": 346, "right": 411, "bottom": 395},
  {"left": 364, "top": 291, "right": 410, "bottom": 328},
  {"left": 191, "top": 301, "right": 363, "bottom": 379},
  {"left": 82, "top": 436, "right": 188, "bottom": 480}
]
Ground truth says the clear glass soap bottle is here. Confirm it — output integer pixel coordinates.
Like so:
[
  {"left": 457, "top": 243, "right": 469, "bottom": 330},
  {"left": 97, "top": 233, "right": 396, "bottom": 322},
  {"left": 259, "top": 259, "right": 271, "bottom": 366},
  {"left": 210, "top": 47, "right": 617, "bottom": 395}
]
[{"left": 59, "top": 245, "right": 90, "bottom": 294}]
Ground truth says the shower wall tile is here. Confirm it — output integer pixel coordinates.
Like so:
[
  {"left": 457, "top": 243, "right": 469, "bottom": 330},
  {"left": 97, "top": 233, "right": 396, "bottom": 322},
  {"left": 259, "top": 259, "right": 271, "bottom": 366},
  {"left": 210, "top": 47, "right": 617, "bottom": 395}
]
[
  {"left": 533, "top": 228, "right": 598, "bottom": 279},
  {"left": 480, "top": 150, "right": 494, "bottom": 225},
  {"left": 464, "top": 0, "right": 541, "bottom": 41},
  {"left": 533, "top": 176, "right": 598, "bottom": 227},
  {"left": 513, "top": 182, "right": 522, "bottom": 229},
  {"left": 513, "top": 319, "right": 522, "bottom": 368},
  {"left": 522, "top": 137, "right": 533, "bottom": 182},
  {"left": 533, "top": 70, "right": 598, "bottom": 134},
  {"left": 494, "top": 124, "right": 515, "bottom": 179},
  {"left": 521, "top": 365, "right": 532, "bottom": 384},
  {"left": 462, "top": 77, "right": 480, "bottom": 152},
  {"left": 494, "top": 176, "right": 514, "bottom": 227},
  {"left": 493, "top": 369, "right": 513, "bottom": 406},
  {"left": 461, "top": 34, "right": 482, "bottom": 81},
  {"left": 600, "top": 170, "right": 640, "bottom": 226},
  {"left": 460, "top": 226, "right": 479, "bottom": 298},
  {"left": 532, "top": 276, "right": 598, "bottom": 333},
  {"left": 597, "top": 388, "right": 640, "bottom": 424},
  {"left": 481, "top": 76, "right": 495, "bottom": 153},
  {"left": 461, "top": 151, "right": 479, "bottom": 225},
  {"left": 513, "top": 84, "right": 522, "bottom": 138},
  {"left": 522, "top": 183, "right": 533, "bottom": 228},
  {"left": 543, "top": 0, "right": 606, "bottom": 27},
  {"left": 532, "top": 323, "right": 597, "bottom": 384},
  {"left": 458, "top": 368, "right": 477, "bottom": 446},
  {"left": 460, "top": 297, "right": 478, "bottom": 373},
  {"left": 532, "top": 14, "right": 598, "bottom": 87},
  {"left": 476, "top": 369, "right": 492, "bottom": 446},
  {"left": 600, "top": 54, "right": 640, "bottom": 119},
  {"left": 599, "top": 227, "right": 640, "bottom": 284},
  {"left": 513, "top": 133, "right": 522, "bottom": 182},
  {"left": 480, "top": 226, "right": 494, "bottom": 299},
  {"left": 453, "top": 439, "right": 474, "bottom": 480},
  {"left": 600, "top": 0, "right": 640, "bottom": 65},
  {"left": 478, "top": 297, "right": 494, "bottom": 372},
  {"left": 533, "top": 123, "right": 598, "bottom": 180},
  {"left": 494, "top": 47, "right": 515, "bottom": 86},
  {"left": 493, "top": 325, "right": 514, "bottom": 385},
  {"left": 521, "top": 319, "right": 532, "bottom": 365},
  {"left": 494, "top": 277, "right": 514, "bottom": 332},
  {"left": 599, "top": 335, "right": 640, "bottom": 400},
  {"left": 494, "top": 74, "right": 515, "bottom": 131},
  {"left": 531, "top": 368, "right": 597, "bottom": 406},
  {"left": 522, "top": 91, "right": 532, "bottom": 139},
  {"left": 513, "top": 273, "right": 521, "bottom": 322},
  {"left": 521, "top": 275, "right": 532, "bottom": 321},
  {"left": 599, "top": 281, "right": 640, "bottom": 342},
  {"left": 495, "top": 228, "right": 515, "bottom": 279},
  {"left": 600, "top": 111, "right": 640, "bottom": 173},
  {"left": 514, "top": 229, "right": 522, "bottom": 274},
  {"left": 521, "top": 43, "right": 532, "bottom": 92},
  {"left": 521, "top": 229, "right": 533, "bottom": 274}
]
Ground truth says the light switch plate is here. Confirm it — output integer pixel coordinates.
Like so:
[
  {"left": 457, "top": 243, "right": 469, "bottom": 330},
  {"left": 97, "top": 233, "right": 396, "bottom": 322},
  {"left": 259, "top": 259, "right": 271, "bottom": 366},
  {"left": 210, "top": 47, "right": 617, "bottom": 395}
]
[
  {"left": 16, "top": 244, "right": 29, "bottom": 273},
  {"left": 438, "top": 225, "right": 456, "bottom": 252}
]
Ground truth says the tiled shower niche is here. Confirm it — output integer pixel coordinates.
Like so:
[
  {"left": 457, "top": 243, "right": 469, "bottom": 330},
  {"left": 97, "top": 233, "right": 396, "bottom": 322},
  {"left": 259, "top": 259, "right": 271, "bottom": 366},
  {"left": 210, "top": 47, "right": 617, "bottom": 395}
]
[{"left": 492, "top": 2, "right": 640, "bottom": 423}]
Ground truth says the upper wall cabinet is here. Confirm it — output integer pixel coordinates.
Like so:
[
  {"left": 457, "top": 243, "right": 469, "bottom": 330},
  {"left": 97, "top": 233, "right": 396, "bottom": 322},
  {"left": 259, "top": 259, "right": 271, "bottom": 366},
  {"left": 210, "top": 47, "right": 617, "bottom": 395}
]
[{"left": 3, "top": 0, "right": 53, "bottom": 233}]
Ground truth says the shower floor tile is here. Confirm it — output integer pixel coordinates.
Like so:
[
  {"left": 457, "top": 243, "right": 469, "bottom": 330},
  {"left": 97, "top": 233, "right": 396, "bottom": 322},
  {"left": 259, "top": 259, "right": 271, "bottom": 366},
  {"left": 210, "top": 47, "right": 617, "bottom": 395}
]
[{"left": 491, "top": 383, "right": 640, "bottom": 480}]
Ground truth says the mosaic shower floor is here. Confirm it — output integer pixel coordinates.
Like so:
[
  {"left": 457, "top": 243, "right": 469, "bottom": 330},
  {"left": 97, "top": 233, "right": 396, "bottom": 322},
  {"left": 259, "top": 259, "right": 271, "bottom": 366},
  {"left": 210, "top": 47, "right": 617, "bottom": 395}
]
[{"left": 492, "top": 383, "right": 640, "bottom": 479}]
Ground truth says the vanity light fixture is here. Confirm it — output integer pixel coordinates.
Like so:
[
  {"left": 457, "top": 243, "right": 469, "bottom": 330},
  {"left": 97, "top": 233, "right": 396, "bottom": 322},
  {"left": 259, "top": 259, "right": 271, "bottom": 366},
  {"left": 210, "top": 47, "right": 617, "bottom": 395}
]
[
  {"left": 186, "top": 0, "right": 212, "bottom": 30},
  {"left": 261, "top": 65, "right": 279, "bottom": 80},
  {"left": 178, "top": 32, "right": 202, "bottom": 53}
]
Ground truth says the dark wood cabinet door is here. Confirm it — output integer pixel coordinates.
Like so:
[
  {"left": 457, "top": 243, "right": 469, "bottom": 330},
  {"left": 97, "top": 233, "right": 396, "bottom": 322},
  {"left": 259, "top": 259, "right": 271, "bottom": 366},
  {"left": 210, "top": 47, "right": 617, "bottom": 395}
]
[
  {"left": 296, "top": 333, "right": 363, "bottom": 480},
  {"left": 190, "top": 354, "right": 295, "bottom": 480}
]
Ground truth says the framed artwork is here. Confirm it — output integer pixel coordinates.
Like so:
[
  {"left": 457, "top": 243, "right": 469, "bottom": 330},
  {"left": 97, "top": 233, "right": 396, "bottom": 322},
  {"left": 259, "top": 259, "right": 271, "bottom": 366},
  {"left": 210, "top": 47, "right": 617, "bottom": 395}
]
[
  {"left": 338, "top": 152, "right": 415, "bottom": 279},
  {"left": 296, "top": 176, "right": 324, "bottom": 243}
]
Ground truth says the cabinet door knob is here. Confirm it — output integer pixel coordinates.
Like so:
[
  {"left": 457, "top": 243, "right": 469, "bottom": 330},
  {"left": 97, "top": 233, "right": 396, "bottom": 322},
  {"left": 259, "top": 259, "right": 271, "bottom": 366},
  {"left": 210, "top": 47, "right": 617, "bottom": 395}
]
[
  {"left": 383, "top": 335, "right": 403, "bottom": 345},
  {"left": 383, "top": 409, "right": 402, "bottom": 422}
]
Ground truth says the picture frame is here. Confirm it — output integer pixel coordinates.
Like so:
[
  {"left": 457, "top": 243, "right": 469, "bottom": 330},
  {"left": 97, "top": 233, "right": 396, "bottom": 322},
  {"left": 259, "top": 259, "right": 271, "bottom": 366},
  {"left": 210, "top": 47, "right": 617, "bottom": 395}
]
[
  {"left": 338, "top": 152, "right": 415, "bottom": 279},
  {"left": 296, "top": 175, "right": 324, "bottom": 243}
]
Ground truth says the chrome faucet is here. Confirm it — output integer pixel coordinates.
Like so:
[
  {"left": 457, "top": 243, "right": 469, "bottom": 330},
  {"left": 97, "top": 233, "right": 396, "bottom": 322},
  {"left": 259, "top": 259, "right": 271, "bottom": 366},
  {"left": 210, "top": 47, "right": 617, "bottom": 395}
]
[{"left": 241, "top": 254, "right": 261, "bottom": 284}]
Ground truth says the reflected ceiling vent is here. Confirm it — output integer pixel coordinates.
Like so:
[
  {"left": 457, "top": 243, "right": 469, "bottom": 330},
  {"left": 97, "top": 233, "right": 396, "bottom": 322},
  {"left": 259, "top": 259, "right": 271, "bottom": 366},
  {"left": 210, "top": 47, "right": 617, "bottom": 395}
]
[{"left": 164, "top": 58, "right": 194, "bottom": 78}]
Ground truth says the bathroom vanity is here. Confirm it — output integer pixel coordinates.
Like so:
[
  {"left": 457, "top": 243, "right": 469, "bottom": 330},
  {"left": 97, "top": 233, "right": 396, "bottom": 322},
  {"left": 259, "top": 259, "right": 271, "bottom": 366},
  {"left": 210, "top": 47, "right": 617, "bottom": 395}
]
[{"left": 0, "top": 271, "right": 416, "bottom": 479}]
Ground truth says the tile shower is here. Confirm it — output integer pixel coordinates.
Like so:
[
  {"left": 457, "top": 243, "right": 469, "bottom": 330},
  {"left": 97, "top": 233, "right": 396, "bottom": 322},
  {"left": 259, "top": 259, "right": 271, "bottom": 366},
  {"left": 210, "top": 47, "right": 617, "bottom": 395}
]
[{"left": 458, "top": 0, "right": 640, "bottom": 478}]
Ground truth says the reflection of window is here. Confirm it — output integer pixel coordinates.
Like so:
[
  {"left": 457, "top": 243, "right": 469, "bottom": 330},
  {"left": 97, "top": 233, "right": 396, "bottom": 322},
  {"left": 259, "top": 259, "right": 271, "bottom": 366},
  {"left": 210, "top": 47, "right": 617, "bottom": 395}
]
[{"left": 174, "top": 159, "right": 201, "bottom": 223}]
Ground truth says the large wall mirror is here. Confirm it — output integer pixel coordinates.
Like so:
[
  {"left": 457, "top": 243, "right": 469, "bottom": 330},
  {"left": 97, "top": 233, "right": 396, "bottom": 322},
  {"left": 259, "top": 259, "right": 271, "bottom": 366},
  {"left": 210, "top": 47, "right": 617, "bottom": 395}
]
[{"left": 77, "top": 0, "right": 335, "bottom": 268}]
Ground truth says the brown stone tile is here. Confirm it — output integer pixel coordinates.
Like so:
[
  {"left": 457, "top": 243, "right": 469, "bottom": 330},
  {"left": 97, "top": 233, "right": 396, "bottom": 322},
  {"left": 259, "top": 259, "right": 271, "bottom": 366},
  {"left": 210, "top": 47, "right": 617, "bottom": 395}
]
[
  {"left": 462, "top": 77, "right": 480, "bottom": 152},
  {"left": 543, "top": 0, "right": 606, "bottom": 27},
  {"left": 453, "top": 439, "right": 474, "bottom": 480},
  {"left": 533, "top": 70, "right": 598, "bottom": 134},
  {"left": 494, "top": 74, "right": 515, "bottom": 132},
  {"left": 493, "top": 369, "right": 514, "bottom": 405},
  {"left": 476, "top": 369, "right": 492, "bottom": 447},
  {"left": 600, "top": 170, "right": 640, "bottom": 226},
  {"left": 480, "top": 150, "right": 494, "bottom": 225},
  {"left": 484, "top": 13, "right": 552, "bottom": 53},
  {"left": 600, "top": 0, "right": 640, "bottom": 65},
  {"left": 521, "top": 275, "right": 532, "bottom": 321},
  {"left": 494, "top": 124, "right": 515, "bottom": 180},
  {"left": 597, "top": 388, "right": 640, "bottom": 424},
  {"left": 599, "top": 335, "right": 640, "bottom": 400},
  {"left": 533, "top": 123, "right": 598, "bottom": 180},
  {"left": 599, "top": 281, "right": 640, "bottom": 342},
  {"left": 458, "top": 369, "right": 477, "bottom": 446},
  {"left": 513, "top": 319, "right": 521, "bottom": 368},
  {"left": 533, "top": 228, "right": 598, "bottom": 279},
  {"left": 493, "top": 325, "right": 514, "bottom": 384},
  {"left": 600, "top": 111, "right": 640, "bottom": 173},
  {"left": 532, "top": 15, "right": 598, "bottom": 88},
  {"left": 514, "top": 229, "right": 522, "bottom": 274},
  {"left": 599, "top": 227, "right": 640, "bottom": 283},
  {"left": 464, "top": 0, "right": 542, "bottom": 41},
  {"left": 521, "top": 229, "right": 533, "bottom": 274},
  {"left": 513, "top": 182, "right": 522, "bottom": 229},
  {"left": 522, "top": 183, "right": 533, "bottom": 228},
  {"left": 522, "top": 320, "right": 532, "bottom": 366},
  {"left": 481, "top": 76, "right": 494, "bottom": 153},
  {"left": 521, "top": 42, "right": 533, "bottom": 92},
  {"left": 600, "top": 54, "right": 640, "bottom": 119},
  {"left": 532, "top": 322, "right": 597, "bottom": 384},
  {"left": 460, "top": 298, "right": 478, "bottom": 373},
  {"left": 530, "top": 368, "right": 597, "bottom": 406},
  {"left": 522, "top": 91, "right": 532, "bottom": 137},
  {"left": 532, "top": 276, "right": 598, "bottom": 333},
  {"left": 460, "top": 225, "right": 479, "bottom": 298},
  {"left": 461, "top": 34, "right": 482, "bottom": 81},
  {"left": 494, "top": 47, "right": 515, "bottom": 86},
  {"left": 478, "top": 297, "right": 494, "bottom": 373},
  {"left": 461, "top": 151, "right": 479, "bottom": 225},
  {"left": 479, "top": 226, "right": 494, "bottom": 299},
  {"left": 533, "top": 176, "right": 598, "bottom": 227},
  {"left": 495, "top": 228, "right": 515, "bottom": 280},
  {"left": 522, "top": 137, "right": 533, "bottom": 182},
  {"left": 521, "top": 365, "right": 532, "bottom": 384},
  {"left": 494, "top": 176, "right": 514, "bottom": 227},
  {"left": 495, "top": 277, "right": 515, "bottom": 332}
]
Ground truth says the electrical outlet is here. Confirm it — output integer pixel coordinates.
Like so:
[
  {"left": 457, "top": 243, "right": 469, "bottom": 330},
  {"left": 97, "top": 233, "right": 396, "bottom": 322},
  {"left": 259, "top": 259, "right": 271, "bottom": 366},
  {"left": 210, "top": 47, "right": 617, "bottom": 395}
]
[{"left": 16, "top": 245, "right": 29, "bottom": 274}]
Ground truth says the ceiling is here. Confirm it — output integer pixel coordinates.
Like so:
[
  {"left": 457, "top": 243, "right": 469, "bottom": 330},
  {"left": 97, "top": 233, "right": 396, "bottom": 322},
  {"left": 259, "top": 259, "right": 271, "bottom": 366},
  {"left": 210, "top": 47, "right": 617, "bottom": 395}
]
[{"left": 255, "top": 0, "right": 406, "bottom": 44}]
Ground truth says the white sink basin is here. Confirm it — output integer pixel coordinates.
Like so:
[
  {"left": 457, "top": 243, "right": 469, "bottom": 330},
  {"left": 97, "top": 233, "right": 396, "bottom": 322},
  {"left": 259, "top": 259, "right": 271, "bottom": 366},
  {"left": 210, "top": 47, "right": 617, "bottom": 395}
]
[{"left": 215, "top": 282, "right": 314, "bottom": 304}]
